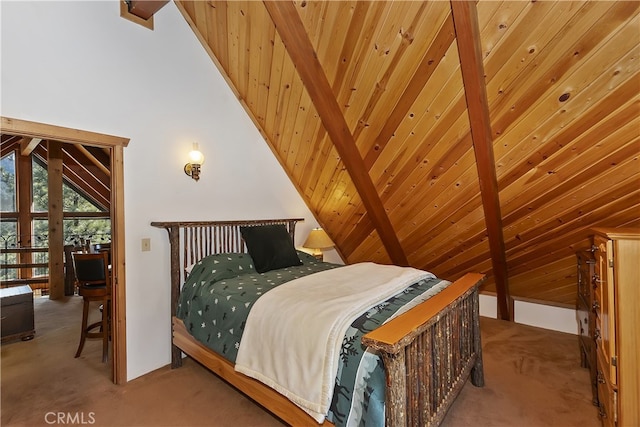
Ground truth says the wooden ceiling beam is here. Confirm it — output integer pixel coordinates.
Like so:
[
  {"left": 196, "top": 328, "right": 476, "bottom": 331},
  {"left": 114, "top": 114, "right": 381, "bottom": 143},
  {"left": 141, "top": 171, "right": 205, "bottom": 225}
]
[
  {"left": 77, "top": 145, "right": 111, "bottom": 177},
  {"left": 450, "top": 0, "right": 512, "bottom": 320},
  {"left": 19, "top": 137, "right": 42, "bottom": 156},
  {"left": 1, "top": 116, "right": 129, "bottom": 148},
  {"left": 263, "top": 0, "right": 408, "bottom": 266},
  {"left": 61, "top": 146, "right": 110, "bottom": 210},
  {"left": 125, "top": 0, "right": 169, "bottom": 21},
  {"left": 62, "top": 144, "right": 110, "bottom": 188},
  {"left": 0, "top": 135, "right": 21, "bottom": 157},
  {"left": 34, "top": 144, "right": 110, "bottom": 212}
]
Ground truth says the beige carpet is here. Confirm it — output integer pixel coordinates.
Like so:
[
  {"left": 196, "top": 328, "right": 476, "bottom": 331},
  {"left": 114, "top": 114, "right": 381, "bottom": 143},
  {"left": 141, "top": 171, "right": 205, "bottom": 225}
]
[{"left": 1, "top": 296, "right": 600, "bottom": 426}]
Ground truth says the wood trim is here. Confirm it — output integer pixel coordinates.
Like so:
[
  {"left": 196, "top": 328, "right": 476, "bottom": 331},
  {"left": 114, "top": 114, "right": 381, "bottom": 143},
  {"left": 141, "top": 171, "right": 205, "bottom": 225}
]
[
  {"left": 450, "top": 0, "right": 512, "bottom": 320},
  {"left": 363, "top": 272, "right": 486, "bottom": 348},
  {"left": 0, "top": 247, "right": 49, "bottom": 253},
  {"left": 263, "top": 1, "right": 408, "bottom": 266},
  {"left": 125, "top": 0, "right": 169, "bottom": 21},
  {"left": 1, "top": 212, "right": 111, "bottom": 220},
  {"left": 1, "top": 117, "right": 129, "bottom": 149},
  {"left": 149, "top": 219, "right": 303, "bottom": 228},
  {"left": 1, "top": 277, "right": 50, "bottom": 286},
  {"left": 0, "top": 115, "right": 128, "bottom": 385},
  {"left": 591, "top": 227, "right": 640, "bottom": 241},
  {"left": 119, "top": 0, "right": 154, "bottom": 30},
  {"left": 110, "top": 145, "right": 126, "bottom": 384},
  {"left": 0, "top": 263, "right": 48, "bottom": 269}
]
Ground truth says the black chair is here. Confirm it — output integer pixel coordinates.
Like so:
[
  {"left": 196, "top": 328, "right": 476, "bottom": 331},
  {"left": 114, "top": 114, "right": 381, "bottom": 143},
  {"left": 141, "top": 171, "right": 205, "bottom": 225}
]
[
  {"left": 92, "top": 242, "right": 111, "bottom": 252},
  {"left": 72, "top": 251, "right": 111, "bottom": 362},
  {"left": 92, "top": 242, "right": 111, "bottom": 265}
]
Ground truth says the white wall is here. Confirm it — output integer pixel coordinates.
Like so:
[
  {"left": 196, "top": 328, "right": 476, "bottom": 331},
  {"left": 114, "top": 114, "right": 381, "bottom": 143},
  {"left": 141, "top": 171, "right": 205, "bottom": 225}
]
[
  {"left": 513, "top": 300, "right": 578, "bottom": 335},
  {"left": 479, "top": 294, "right": 578, "bottom": 335},
  {"left": 0, "top": 0, "right": 338, "bottom": 380}
]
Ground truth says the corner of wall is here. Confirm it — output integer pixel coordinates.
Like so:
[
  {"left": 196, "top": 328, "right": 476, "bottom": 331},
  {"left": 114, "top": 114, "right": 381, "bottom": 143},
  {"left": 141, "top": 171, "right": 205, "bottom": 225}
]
[{"left": 479, "top": 293, "right": 578, "bottom": 335}]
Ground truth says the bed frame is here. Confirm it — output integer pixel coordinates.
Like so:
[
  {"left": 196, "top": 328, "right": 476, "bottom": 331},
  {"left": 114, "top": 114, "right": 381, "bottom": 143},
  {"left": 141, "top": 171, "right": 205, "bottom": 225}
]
[{"left": 151, "top": 218, "right": 485, "bottom": 427}]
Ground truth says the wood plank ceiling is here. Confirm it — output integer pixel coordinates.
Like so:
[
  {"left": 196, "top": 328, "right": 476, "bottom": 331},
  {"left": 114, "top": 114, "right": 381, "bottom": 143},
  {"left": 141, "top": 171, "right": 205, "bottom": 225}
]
[{"left": 175, "top": 0, "right": 639, "bottom": 311}]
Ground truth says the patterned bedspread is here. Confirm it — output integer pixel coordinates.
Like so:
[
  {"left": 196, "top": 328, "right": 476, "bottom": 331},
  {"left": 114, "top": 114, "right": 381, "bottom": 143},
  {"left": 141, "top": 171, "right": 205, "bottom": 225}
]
[{"left": 178, "top": 251, "right": 450, "bottom": 426}]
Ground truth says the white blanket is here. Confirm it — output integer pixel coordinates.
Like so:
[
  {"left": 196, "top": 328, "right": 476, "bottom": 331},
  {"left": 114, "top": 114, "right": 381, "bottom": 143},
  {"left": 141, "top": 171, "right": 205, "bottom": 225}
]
[{"left": 234, "top": 262, "right": 434, "bottom": 423}]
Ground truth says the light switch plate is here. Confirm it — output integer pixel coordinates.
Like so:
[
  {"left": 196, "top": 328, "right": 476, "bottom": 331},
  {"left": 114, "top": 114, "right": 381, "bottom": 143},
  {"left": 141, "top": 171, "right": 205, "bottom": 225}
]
[{"left": 141, "top": 238, "right": 151, "bottom": 252}]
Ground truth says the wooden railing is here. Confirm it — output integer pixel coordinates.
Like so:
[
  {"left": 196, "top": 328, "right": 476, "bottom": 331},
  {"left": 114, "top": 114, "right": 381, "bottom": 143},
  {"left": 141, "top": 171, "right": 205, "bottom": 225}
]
[{"left": 0, "top": 247, "right": 49, "bottom": 293}]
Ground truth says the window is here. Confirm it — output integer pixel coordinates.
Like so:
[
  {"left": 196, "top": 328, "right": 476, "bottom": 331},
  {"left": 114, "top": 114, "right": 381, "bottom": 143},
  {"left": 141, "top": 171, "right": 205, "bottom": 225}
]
[
  {"left": 0, "top": 220, "right": 18, "bottom": 280},
  {"left": 1, "top": 152, "right": 16, "bottom": 212},
  {"left": 31, "top": 156, "right": 111, "bottom": 243},
  {"left": 0, "top": 145, "right": 111, "bottom": 285},
  {"left": 1, "top": 153, "right": 18, "bottom": 281}
]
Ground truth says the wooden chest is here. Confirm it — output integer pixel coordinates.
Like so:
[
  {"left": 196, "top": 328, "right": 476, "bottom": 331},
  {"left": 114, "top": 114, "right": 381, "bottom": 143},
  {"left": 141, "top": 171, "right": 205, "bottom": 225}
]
[{"left": 1, "top": 285, "right": 35, "bottom": 342}]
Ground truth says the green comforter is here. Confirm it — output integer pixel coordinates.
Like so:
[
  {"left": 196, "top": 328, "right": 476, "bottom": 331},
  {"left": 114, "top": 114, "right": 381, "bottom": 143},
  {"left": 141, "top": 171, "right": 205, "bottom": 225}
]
[{"left": 177, "top": 250, "right": 340, "bottom": 361}]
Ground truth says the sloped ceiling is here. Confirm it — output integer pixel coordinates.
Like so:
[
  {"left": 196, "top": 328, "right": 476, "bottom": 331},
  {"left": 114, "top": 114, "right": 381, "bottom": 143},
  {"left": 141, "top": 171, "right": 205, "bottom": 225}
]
[
  {"left": 174, "top": 0, "right": 640, "bottom": 312},
  {"left": 0, "top": 134, "right": 111, "bottom": 211}
]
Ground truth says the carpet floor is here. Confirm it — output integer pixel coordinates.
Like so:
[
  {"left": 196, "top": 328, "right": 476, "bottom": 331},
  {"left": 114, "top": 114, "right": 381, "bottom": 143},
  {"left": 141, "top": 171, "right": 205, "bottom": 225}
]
[{"left": 1, "top": 295, "right": 600, "bottom": 426}]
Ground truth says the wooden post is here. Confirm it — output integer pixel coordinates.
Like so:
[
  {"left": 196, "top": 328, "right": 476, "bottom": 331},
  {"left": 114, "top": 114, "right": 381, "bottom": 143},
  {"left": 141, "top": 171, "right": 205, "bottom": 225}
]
[
  {"left": 17, "top": 148, "right": 33, "bottom": 281},
  {"left": 111, "top": 144, "right": 127, "bottom": 384},
  {"left": 381, "top": 351, "right": 407, "bottom": 427},
  {"left": 47, "top": 141, "right": 65, "bottom": 299},
  {"left": 471, "top": 287, "right": 484, "bottom": 387},
  {"left": 168, "top": 225, "right": 183, "bottom": 368}
]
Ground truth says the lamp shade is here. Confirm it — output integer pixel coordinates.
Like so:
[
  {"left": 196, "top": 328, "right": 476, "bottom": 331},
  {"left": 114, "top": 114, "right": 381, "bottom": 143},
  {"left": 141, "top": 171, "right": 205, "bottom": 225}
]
[
  {"left": 303, "top": 228, "right": 334, "bottom": 250},
  {"left": 188, "top": 143, "right": 205, "bottom": 165}
]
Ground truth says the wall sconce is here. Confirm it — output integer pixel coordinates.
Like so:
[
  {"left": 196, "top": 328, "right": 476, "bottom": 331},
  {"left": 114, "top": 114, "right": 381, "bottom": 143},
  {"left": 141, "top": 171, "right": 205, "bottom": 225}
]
[
  {"left": 303, "top": 228, "right": 334, "bottom": 261},
  {"left": 184, "top": 143, "right": 205, "bottom": 181}
]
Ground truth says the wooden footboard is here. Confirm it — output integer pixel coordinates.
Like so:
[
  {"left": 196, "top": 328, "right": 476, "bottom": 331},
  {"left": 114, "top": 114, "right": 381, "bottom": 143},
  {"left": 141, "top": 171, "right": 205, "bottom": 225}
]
[
  {"left": 363, "top": 272, "right": 485, "bottom": 427},
  {"left": 172, "top": 316, "right": 329, "bottom": 426},
  {"left": 152, "top": 219, "right": 485, "bottom": 426}
]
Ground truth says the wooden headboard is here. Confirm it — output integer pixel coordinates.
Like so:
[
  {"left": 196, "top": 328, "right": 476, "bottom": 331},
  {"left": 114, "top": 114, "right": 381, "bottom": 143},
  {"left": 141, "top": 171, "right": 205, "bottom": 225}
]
[{"left": 150, "top": 218, "right": 304, "bottom": 316}]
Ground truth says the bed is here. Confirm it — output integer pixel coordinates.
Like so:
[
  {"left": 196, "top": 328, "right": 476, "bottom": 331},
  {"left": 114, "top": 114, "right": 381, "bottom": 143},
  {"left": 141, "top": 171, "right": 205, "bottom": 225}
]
[{"left": 151, "top": 218, "right": 485, "bottom": 426}]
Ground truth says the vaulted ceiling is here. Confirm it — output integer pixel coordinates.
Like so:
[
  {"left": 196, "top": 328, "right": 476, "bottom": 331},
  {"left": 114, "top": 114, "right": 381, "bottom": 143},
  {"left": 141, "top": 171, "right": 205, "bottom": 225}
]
[
  {"left": 6, "top": 1, "right": 636, "bottom": 317},
  {"left": 171, "top": 0, "right": 639, "bottom": 316}
]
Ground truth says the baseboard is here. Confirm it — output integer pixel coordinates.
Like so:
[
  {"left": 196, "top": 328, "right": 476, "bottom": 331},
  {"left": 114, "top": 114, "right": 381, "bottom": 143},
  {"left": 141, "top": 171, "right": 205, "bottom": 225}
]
[{"left": 479, "top": 294, "right": 577, "bottom": 335}]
